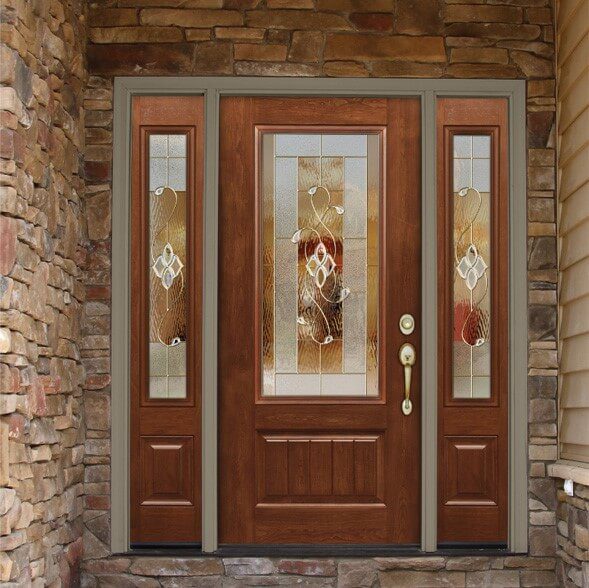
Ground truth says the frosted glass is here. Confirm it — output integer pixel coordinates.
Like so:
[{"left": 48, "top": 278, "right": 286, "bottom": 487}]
[
  {"left": 452, "top": 135, "right": 491, "bottom": 400},
  {"left": 322, "top": 134, "right": 368, "bottom": 157},
  {"left": 148, "top": 133, "right": 188, "bottom": 400},
  {"left": 262, "top": 132, "right": 379, "bottom": 397},
  {"left": 275, "top": 134, "right": 321, "bottom": 156}
]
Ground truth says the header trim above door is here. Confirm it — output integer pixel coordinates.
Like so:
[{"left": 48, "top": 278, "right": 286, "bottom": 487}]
[{"left": 111, "top": 77, "right": 527, "bottom": 555}]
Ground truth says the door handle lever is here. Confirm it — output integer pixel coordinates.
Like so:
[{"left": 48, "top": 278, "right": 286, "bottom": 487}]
[{"left": 399, "top": 343, "right": 416, "bottom": 415}]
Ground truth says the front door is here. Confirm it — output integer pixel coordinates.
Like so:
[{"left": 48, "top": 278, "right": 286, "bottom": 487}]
[{"left": 219, "top": 97, "right": 421, "bottom": 544}]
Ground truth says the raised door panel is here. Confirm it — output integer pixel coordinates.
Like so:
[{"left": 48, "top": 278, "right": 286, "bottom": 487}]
[
  {"left": 257, "top": 434, "right": 384, "bottom": 503},
  {"left": 140, "top": 436, "right": 194, "bottom": 505}
]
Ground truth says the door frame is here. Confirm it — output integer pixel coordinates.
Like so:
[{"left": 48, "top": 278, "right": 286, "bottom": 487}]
[{"left": 111, "top": 77, "right": 527, "bottom": 554}]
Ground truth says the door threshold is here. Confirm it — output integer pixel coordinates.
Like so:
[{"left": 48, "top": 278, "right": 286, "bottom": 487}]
[{"left": 127, "top": 543, "right": 512, "bottom": 558}]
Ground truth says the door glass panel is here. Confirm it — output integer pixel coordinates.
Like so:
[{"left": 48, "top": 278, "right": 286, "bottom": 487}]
[
  {"left": 148, "top": 134, "right": 187, "bottom": 399},
  {"left": 452, "top": 135, "right": 491, "bottom": 399},
  {"left": 261, "top": 133, "right": 380, "bottom": 397}
]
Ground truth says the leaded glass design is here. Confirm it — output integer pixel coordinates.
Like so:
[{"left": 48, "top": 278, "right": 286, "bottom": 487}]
[
  {"left": 148, "top": 134, "right": 187, "bottom": 399},
  {"left": 452, "top": 135, "right": 491, "bottom": 399},
  {"left": 262, "top": 133, "right": 380, "bottom": 397}
]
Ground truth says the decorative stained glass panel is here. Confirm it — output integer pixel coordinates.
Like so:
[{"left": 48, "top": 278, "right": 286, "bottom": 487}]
[
  {"left": 148, "top": 134, "right": 187, "bottom": 399},
  {"left": 452, "top": 135, "right": 491, "bottom": 399},
  {"left": 261, "top": 133, "right": 380, "bottom": 397}
]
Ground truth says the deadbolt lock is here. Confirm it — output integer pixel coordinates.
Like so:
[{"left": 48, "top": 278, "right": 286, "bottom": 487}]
[{"left": 399, "top": 313, "right": 415, "bottom": 335}]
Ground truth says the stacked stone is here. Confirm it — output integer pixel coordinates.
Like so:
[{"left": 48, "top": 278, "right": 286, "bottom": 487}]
[
  {"left": 81, "top": 72, "right": 113, "bottom": 564},
  {"left": 82, "top": 554, "right": 562, "bottom": 586},
  {"left": 0, "top": 0, "right": 87, "bottom": 585},
  {"left": 555, "top": 481, "right": 589, "bottom": 587},
  {"left": 82, "top": 0, "right": 561, "bottom": 579}
]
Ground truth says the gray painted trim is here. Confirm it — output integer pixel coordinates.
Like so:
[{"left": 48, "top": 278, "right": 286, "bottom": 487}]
[
  {"left": 111, "top": 79, "right": 132, "bottom": 553},
  {"left": 202, "top": 90, "right": 220, "bottom": 553},
  {"left": 110, "top": 76, "right": 527, "bottom": 554},
  {"left": 509, "top": 86, "right": 529, "bottom": 553},
  {"left": 421, "top": 90, "right": 438, "bottom": 552}
]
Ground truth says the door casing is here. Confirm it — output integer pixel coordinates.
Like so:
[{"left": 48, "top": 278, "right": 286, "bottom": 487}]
[{"left": 111, "top": 77, "right": 528, "bottom": 554}]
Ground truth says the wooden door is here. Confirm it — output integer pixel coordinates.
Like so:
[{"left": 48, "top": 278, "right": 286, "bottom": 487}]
[
  {"left": 219, "top": 97, "right": 421, "bottom": 544},
  {"left": 130, "top": 96, "right": 203, "bottom": 543}
]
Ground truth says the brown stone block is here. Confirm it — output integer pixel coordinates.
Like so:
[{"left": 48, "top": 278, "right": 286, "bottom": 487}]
[
  {"left": 289, "top": 31, "right": 323, "bottom": 62},
  {"left": 268, "top": 0, "right": 314, "bottom": 7},
  {"left": 247, "top": 10, "right": 352, "bottom": 30},
  {"left": 525, "top": 7, "right": 552, "bottom": 25},
  {"left": 89, "top": 26, "right": 184, "bottom": 44},
  {"left": 84, "top": 160, "right": 111, "bottom": 183},
  {"left": 325, "top": 34, "right": 445, "bottom": 62},
  {"left": 185, "top": 29, "right": 211, "bottom": 41},
  {"left": 446, "top": 63, "right": 519, "bottom": 78},
  {"left": 498, "top": 40, "right": 553, "bottom": 58},
  {"left": 396, "top": 0, "right": 442, "bottom": 35},
  {"left": 89, "top": 8, "right": 138, "bottom": 27},
  {"left": 511, "top": 51, "right": 553, "bottom": 78},
  {"left": 87, "top": 43, "right": 193, "bottom": 75},
  {"left": 450, "top": 47, "right": 509, "bottom": 64},
  {"left": 375, "top": 557, "right": 446, "bottom": 571},
  {"left": 0, "top": 216, "right": 17, "bottom": 276},
  {"left": 215, "top": 27, "right": 265, "bottom": 40},
  {"left": 445, "top": 4, "right": 522, "bottom": 23},
  {"left": 528, "top": 166, "right": 555, "bottom": 191},
  {"left": 445, "top": 23, "right": 541, "bottom": 41},
  {"left": 323, "top": 60, "right": 369, "bottom": 76},
  {"left": 119, "top": 0, "right": 222, "bottom": 5},
  {"left": 85, "top": 128, "right": 112, "bottom": 145},
  {"left": 317, "top": 0, "right": 394, "bottom": 10},
  {"left": 194, "top": 41, "right": 232, "bottom": 74},
  {"left": 140, "top": 8, "right": 242, "bottom": 28},
  {"left": 350, "top": 13, "right": 394, "bottom": 32},
  {"left": 527, "top": 111, "right": 554, "bottom": 148},
  {"left": 234, "top": 43, "right": 288, "bottom": 61},
  {"left": 530, "top": 526, "right": 557, "bottom": 557}
]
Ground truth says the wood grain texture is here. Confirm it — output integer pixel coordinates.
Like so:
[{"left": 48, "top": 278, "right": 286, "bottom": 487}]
[
  {"left": 436, "top": 98, "right": 508, "bottom": 544},
  {"left": 130, "top": 95, "right": 203, "bottom": 543},
  {"left": 219, "top": 97, "right": 421, "bottom": 544}
]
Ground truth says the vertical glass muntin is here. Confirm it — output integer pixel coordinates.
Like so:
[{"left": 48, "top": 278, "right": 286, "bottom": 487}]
[
  {"left": 261, "top": 131, "right": 380, "bottom": 398},
  {"left": 148, "top": 133, "right": 188, "bottom": 400},
  {"left": 452, "top": 134, "right": 492, "bottom": 400}
]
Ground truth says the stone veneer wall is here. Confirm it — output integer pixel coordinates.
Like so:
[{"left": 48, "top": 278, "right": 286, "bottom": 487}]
[
  {"left": 555, "top": 480, "right": 589, "bottom": 587},
  {"left": 0, "top": 0, "right": 88, "bottom": 585},
  {"left": 80, "top": 0, "right": 564, "bottom": 585},
  {"left": 0, "top": 0, "right": 569, "bottom": 585}
]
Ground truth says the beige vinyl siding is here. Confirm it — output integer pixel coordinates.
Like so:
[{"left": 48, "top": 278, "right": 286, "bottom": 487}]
[{"left": 557, "top": 0, "right": 589, "bottom": 462}]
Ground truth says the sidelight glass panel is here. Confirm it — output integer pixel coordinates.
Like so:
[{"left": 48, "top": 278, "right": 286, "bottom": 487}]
[
  {"left": 452, "top": 135, "right": 491, "bottom": 399},
  {"left": 262, "top": 133, "right": 380, "bottom": 397},
  {"left": 148, "top": 134, "right": 187, "bottom": 399}
]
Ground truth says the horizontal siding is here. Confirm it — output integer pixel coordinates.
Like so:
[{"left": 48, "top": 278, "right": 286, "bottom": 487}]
[{"left": 557, "top": 0, "right": 589, "bottom": 463}]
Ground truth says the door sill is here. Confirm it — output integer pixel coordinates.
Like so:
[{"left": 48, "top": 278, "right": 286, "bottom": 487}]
[{"left": 127, "top": 543, "right": 511, "bottom": 558}]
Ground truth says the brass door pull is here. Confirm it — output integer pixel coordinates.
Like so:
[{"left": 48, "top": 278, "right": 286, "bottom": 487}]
[{"left": 399, "top": 343, "right": 416, "bottom": 415}]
